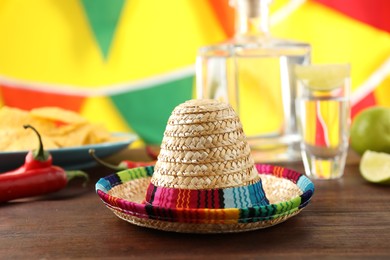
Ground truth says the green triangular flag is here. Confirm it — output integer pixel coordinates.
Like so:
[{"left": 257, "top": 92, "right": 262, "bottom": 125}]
[{"left": 81, "top": 0, "right": 126, "bottom": 60}]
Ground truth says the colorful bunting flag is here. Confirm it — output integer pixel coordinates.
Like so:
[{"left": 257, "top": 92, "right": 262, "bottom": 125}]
[
  {"left": 80, "top": 0, "right": 126, "bottom": 60},
  {"left": 0, "top": 0, "right": 389, "bottom": 146}
]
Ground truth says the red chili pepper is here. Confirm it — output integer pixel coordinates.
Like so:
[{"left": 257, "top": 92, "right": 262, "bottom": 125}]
[
  {"left": 89, "top": 149, "right": 155, "bottom": 170},
  {"left": 145, "top": 145, "right": 159, "bottom": 160},
  {"left": 0, "top": 125, "right": 88, "bottom": 203},
  {"left": 118, "top": 160, "right": 156, "bottom": 169}
]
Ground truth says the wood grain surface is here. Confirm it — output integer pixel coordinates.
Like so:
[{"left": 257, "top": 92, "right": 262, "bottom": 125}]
[{"left": 1, "top": 149, "right": 389, "bottom": 259}]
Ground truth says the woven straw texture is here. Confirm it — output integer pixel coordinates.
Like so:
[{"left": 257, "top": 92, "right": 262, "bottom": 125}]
[
  {"left": 95, "top": 99, "right": 314, "bottom": 233},
  {"left": 152, "top": 99, "right": 258, "bottom": 190},
  {"left": 112, "top": 209, "right": 301, "bottom": 233},
  {"left": 96, "top": 164, "right": 314, "bottom": 233}
]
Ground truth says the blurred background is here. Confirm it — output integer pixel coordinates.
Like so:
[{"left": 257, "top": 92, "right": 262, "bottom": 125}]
[{"left": 0, "top": 0, "right": 389, "bottom": 146}]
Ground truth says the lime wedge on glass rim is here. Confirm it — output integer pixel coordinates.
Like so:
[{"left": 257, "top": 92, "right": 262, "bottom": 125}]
[
  {"left": 360, "top": 150, "right": 390, "bottom": 185},
  {"left": 295, "top": 64, "right": 350, "bottom": 91}
]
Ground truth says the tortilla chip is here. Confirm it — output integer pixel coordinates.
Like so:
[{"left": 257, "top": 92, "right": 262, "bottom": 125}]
[
  {"left": 0, "top": 128, "right": 59, "bottom": 151},
  {"left": 0, "top": 106, "right": 60, "bottom": 132},
  {"left": 30, "top": 107, "right": 87, "bottom": 125},
  {"left": 85, "top": 123, "right": 112, "bottom": 144},
  {"left": 0, "top": 106, "right": 117, "bottom": 151},
  {"left": 0, "top": 129, "right": 15, "bottom": 151},
  {"left": 0, "top": 106, "right": 30, "bottom": 129},
  {"left": 48, "top": 124, "right": 92, "bottom": 147}
]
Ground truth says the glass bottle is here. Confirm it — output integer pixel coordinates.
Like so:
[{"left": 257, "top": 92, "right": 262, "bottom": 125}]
[{"left": 195, "top": 0, "right": 311, "bottom": 162}]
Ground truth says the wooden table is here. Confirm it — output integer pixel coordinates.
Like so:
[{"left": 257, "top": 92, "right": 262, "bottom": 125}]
[{"left": 1, "top": 149, "right": 390, "bottom": 259}]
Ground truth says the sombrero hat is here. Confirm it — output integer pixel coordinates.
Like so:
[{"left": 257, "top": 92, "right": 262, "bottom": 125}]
[{"left": 96, "top": 99, "right": 314, "bottom": 233}]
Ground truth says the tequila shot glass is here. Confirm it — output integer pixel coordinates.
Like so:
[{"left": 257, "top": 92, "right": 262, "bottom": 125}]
[{"left": 295, "top": 64, "right": 351, "bottom": 179}]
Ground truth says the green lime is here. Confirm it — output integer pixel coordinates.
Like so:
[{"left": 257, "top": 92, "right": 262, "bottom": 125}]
[
  {"left": 360, "top": 150, "right": 390, "bottom": 184},
  {"left": 350, "top": 107, "right": 390, "bottom": 155},
  {"left": 295, "top": 64, "right": 350, "bottom": 90}
]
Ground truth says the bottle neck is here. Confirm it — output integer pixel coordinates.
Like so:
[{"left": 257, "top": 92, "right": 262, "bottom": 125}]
[{"left": 232, "top": 0, "right": 272, "bottom": 41}]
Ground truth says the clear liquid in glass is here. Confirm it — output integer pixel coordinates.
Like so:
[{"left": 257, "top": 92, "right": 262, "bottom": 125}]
[
  {"left": 196, "top": 0, "right": 311, "bottom": 162},
  {"left": 296, "top": 95, "right": 350, "bottom": 179}
]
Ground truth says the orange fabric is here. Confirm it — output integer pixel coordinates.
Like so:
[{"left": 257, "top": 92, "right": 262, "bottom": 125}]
[{"left": 0, "top": 86, "right": 85, "bottom": 112}]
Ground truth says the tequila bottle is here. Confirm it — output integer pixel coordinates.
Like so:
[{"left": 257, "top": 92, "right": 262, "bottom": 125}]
[{"left": 195, "top": 0, "right": 311, "bottom": 162}]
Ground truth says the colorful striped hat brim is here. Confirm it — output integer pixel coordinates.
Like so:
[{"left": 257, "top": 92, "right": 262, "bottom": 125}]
[{"left": 95, "top": 164, "right": 314, "bottom": 233}]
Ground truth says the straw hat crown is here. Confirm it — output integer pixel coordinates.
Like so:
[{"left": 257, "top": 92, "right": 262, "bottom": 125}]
[{"left": 144, "top": 99, "right": 269, "bottom": 209}]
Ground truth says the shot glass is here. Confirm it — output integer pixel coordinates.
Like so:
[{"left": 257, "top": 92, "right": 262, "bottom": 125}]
[{"left": 295, "top": 64, "right": 351, "bottom": 179}]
